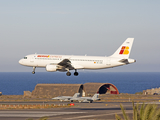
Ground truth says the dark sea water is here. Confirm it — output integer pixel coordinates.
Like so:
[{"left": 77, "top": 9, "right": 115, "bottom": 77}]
[{"left": 0, "top": 72, "right": 160, "bottom": 95}]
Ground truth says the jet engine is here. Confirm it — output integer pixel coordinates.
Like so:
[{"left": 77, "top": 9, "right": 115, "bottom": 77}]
[{"left": 46, "top": 65, "right": 57, "bottom": 72}]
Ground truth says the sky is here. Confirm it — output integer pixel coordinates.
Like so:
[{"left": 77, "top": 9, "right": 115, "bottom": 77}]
[{"left": 0, "top": 0, "right": 160, "bottom": 72}]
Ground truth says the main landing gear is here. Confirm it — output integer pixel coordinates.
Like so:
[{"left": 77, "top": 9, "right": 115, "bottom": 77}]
[
  {"left": 66, "top": 71, "right": 71, "bottom": 76},
  {"left": 74, "top": 69, "right": 78, "bottom": 76},
  {"left": 32, "top": 67, "right": 36, "bottom": 74},
  {"left": 66, "top": 69, "right": 79, "bottom": 76}
]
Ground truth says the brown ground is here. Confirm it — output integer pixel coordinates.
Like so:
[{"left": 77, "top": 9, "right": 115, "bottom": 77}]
[{"left": 0, "top": 94, "right": 159, "bottom": 102}]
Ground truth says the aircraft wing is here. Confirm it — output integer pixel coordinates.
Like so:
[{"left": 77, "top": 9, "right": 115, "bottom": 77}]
[
  {"left": 57, "top": 59, "right": 74, "bottom": 71},
  {"left": 56, "top": 59, "right": 84, "bottom": 71},
  {"left": 52, "top": 96, "right": 72, "bottom": 102},
  {"left": 80, "top": 98, "right": 93, "bottom": 103}
]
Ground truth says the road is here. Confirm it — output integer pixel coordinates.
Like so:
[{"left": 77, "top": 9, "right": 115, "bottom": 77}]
[{"left": 0, "top": 101, "right": 159, "bottom": 120}]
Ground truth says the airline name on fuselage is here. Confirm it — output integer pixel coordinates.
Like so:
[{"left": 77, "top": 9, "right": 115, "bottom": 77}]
[{"left": 37, "top": 55, "right": 62, "bottom": 58}]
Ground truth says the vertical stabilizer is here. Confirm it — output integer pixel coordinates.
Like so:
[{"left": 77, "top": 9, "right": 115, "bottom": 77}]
[
  {"left": 110, "top": 38, "right": 134, "bottom": 59},
  {"left": 92, "top": 94, "right": 99, "bottom": 100},
  {"left": 73, "top": 93, "right": 80, "bottom": 98}
]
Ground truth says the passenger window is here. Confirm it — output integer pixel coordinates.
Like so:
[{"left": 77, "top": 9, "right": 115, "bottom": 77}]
[{"left": 24, "top": 57, "right": 27, "bottom": 59}]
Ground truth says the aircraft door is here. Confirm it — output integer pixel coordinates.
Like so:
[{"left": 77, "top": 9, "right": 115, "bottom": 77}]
[
  {"left": 30, "top": 55, "right": 36, "bottom": 66},
  {"left": 106, "top": 59, "right": 111, "bottom": 66}
]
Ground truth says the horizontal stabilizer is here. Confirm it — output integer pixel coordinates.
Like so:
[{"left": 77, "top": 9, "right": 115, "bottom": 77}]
[
  {"left": 119, "top": 59, "right": 136, "bottom": 64},
  {"left": 119, "top": 59, "right": 129, "bottom": 64}
]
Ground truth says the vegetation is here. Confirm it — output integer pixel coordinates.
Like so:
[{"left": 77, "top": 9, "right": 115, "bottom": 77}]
[
  {"left": 26, "top": 117, "right": 48, "bottom": 120},
  {"left": 26, "top": 118, "right": 34, "bottom": 120},
  {"left": 39, "top": 117, "right": 48, "bottom": 120},
  {"left": 115, "top": 102, "right": 160, "bottom": 120}
]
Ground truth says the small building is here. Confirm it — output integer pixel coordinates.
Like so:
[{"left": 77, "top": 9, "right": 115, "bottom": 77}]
[
  {"left": 143, "top": 87, "right": 160, "bottom": 95},
  {"left": 32, "top": 84, "right": 82, "bottom": 98}
]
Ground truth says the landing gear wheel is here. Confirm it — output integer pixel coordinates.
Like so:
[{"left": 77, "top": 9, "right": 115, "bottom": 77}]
[
  {"left": 66, "top": 72, "right": 71, "bottom": 76},
  {"left": 74, "top": 72, "right": 78, "bottom": 76},
  {"left": 32, "top": 71, "right": 35, "bottom": 74},
  {"left": 32, "top": 67, "right": 36, "bottom": 74}
]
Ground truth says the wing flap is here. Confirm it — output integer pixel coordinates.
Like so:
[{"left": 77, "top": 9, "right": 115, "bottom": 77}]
[{"left": 57, "top": 59, "right": 74, "bottom": 71}]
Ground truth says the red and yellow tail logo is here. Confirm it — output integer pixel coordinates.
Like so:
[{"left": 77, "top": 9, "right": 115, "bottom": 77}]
[{"left": 119, "top": 46, "right": 129, "bottom": 55}]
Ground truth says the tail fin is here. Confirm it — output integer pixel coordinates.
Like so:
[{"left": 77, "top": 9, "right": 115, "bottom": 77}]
[
  {"left": 92, "top": 94, "right": 99, "bottom": 100},
  {"left": 110, "top": 38, "right": 134, "bottom": 59},
  {"left": 73, "top": 93, "right": 80, "bottom": 98}
]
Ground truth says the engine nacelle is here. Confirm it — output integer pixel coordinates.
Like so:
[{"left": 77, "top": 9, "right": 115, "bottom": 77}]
[{"left": 46, "top": 65, "right": 57, "bottom": 72}]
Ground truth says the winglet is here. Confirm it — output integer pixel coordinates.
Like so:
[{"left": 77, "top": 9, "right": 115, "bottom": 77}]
[{"left": 110, "top": 38, "right": 134, "bottom": 59}]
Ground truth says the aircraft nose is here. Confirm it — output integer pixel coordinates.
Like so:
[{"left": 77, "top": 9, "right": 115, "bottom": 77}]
[{"left": 19, "top": 59, "right": 23, "bottom": 65}]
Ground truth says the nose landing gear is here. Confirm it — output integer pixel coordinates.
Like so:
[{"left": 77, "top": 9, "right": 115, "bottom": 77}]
[
  {"left": 32, "top": 67, "right": 36, "bottom": 74},
  {"left": 32, "top": 71, "right": 35, "bottom": 74}
]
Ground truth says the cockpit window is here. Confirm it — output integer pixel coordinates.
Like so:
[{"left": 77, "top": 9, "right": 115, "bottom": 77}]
[{"left": 24, "top": 57, "right": 27, "bottom": 59}]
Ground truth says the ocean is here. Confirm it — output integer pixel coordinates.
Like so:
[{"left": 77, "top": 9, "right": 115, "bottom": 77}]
[{"left": 0, "top": 72, "right": 159, "bottom": 95}]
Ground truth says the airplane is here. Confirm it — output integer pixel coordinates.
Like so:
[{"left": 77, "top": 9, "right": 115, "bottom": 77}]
[
  {"left": 70, "top": 93, "right": 100, "bottom": 103},
  {"left": 52, "top": 93, "right": 80, "bottom": 102},
  {"left": 19, "top": 38, "right": 136, "bottom": 76}
]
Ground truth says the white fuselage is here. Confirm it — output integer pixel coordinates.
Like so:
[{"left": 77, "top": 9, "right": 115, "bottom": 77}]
[
  {"left": 19, "top": 54, "right": 135, "bottom": 70},
  {"left": 19, "top": 38, "right": 136, "bottom": 75}
]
